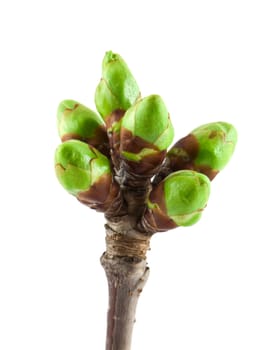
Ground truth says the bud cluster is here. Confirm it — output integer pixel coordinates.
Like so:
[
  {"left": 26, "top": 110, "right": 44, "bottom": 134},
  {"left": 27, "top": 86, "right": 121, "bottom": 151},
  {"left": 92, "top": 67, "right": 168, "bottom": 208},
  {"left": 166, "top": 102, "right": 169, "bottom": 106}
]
[{"left": 54, "top": 51, "right": 237, "bottom": 232}]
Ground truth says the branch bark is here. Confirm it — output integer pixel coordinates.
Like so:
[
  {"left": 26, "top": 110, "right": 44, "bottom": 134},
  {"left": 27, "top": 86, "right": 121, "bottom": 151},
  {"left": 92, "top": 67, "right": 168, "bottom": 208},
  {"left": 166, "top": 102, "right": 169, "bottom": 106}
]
[
  {"left": 101, "top": 219, "right": 151, "bottom": 350},
  {"left": 101, "top": 253, "right": 149, "bottom": 350}
]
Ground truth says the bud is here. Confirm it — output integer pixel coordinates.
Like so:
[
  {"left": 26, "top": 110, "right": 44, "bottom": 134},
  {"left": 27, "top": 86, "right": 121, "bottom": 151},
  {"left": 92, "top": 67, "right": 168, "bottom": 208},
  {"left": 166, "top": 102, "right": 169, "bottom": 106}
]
[
  {"left": 55, "top": 140, "right": 118, "bottom": 211},
  {"left": 57, "top": 99, "right": 108, "bottom": 154},
  {"left": 167, "top": 122, "right": 237, "bottom": 180},
  {"left": 95, "top": 51, "right": 140, "bottom": 120},
  {"left": 120, "top": 95, "right": 174, "bottom": 175},
  {"left": 143, "top": 170, "right": 210, "bottom": 231}
]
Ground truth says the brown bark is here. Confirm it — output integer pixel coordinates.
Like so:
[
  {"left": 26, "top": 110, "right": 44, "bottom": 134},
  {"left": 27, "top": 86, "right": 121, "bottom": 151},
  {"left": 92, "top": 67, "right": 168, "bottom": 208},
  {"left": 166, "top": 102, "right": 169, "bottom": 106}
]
[
  {"left": 101, "top": 221, "right": 150, "bottom": 350},
  {"left": 101, "top": 253, "right": 149, "bottom": 350}
]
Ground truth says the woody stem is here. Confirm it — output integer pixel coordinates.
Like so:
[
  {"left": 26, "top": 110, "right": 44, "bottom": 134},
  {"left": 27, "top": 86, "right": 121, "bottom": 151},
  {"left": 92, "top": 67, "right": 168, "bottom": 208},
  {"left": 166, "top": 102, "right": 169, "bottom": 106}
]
[{"left": 100, "top": 222, "right": 150, "bottom": 350}]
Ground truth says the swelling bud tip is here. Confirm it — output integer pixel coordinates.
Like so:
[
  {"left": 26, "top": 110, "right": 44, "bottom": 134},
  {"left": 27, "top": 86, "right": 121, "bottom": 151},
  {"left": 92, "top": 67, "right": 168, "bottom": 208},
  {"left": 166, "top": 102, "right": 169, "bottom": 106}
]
[
  {"left": 57, "top": 100, "right": 108, "bottom": 152},
  {"left": 167, "top": 121, "right": 237, "bottom": 180},
  {"left": 120, "top": 95, "right": 174, "bottom": 175},
  {"left": 55, "top": 140, "right": 119, "bottom": 212},
  {"left": 143, "top": 170, "right": 210, "bottom": 231},
  {"left": 95, "top": 51, "right": 140, "bottom": 119}
]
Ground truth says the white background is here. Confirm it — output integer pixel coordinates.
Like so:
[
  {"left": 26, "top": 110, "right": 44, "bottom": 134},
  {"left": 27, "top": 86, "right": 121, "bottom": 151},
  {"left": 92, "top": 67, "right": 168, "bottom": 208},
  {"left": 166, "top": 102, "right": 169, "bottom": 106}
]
[{"left": 0, "top": 1, "right": 272, "bottom": 349}]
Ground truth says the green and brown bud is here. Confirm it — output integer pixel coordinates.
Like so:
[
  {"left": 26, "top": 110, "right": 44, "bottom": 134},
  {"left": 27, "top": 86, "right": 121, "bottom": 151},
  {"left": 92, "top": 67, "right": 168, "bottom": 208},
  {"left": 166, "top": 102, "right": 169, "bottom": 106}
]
[
  {"left": 95, "top": 51, "right": 140, "bottom": 122},
  {"left": 120, "top": 95, "right": 174, "bottom": 175},
  {"left": 57, "top": 100, "right": 109, "bottom": 155},
  {"left": 142, "top": 170, "right": 210, "bottom": 232},
  {"left": 55, "top": 140, "right": 119, "bottom": 212},
  {"left": 166, "top": 122, "right": 237, "bottom": 180}
]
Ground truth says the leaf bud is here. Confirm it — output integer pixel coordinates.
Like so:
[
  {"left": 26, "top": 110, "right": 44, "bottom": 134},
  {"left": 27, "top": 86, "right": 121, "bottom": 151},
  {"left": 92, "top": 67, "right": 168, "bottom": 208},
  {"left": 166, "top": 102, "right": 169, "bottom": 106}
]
[
  {"left": 120, "top": 95, "right": 174, "bottom": 175},
  {"left": 143, "top": 170, "right": 210, "bottom": 231},
  {"left": 55, "top": 140, "right": 118, "bottom": 212},
  {"left": 167, "top": 122, "right": 237, "bottom": 180},
  {"left": 95, "top": 51, "right": 140, "bottom": 120},
  {"left": 57, "top": 100, "right": 108, "bottom": 154}
]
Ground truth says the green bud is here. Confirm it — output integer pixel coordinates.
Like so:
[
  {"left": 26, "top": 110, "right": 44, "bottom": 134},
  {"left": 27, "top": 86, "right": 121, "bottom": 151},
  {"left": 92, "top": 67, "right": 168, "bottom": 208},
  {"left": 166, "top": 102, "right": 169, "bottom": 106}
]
[
  {"left": 54, "top": 140, "right": 111, "bottom": 196},
  {"left": 95, "top": 51, "right": 140, "bottom": 119},
  {"left": 57, "top": 100, "right": 108, "bottom": 150},
  {"left": 163, "top": 170, "right": 210, "bottom": 226},
  {"left": 121, "top": 95, "right": 174, "bottom": 149},
  {"left": 192, "top": 122, "right": 237, "bottom": 171},
  {"left": 145, "top": 170, "right": 210, "bottom": 230},
  {"left": 165, "top": 121, "right": 237, "bottom": 181},
  {"left": 120, "top": 95, "right": 174, "bottom": 175}
]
